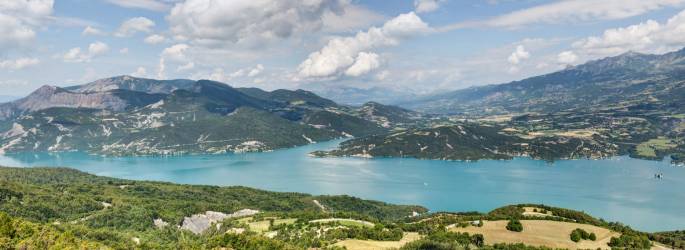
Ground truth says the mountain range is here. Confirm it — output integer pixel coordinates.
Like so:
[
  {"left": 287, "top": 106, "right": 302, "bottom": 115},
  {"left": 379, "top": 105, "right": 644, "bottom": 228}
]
[
  {"left": 0, "top": 76, "right": 417, "bottom": 155},
  {"left": 404, "top": 48, "right": 685, "bottom": 115}
]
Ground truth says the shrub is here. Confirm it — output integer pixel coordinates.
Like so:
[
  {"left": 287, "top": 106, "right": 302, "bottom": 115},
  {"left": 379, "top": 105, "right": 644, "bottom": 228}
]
[
  {"left": 570, "top": 228, "right": 595, "bottom": 242},
  {"left": 0, "top": 212, "right": 14, "bottom": 238},
  {"left": 570, "top": 230, "right": 581, "bottom": 242},
  {"left": 506, "top": 219, "right": 523, "bottom": 232},
  {"left": 609, "top": 234, "right": 652, "bottom": 249},
  {"left": 589, "top": 232, "right": 596, "bottom": 241}
]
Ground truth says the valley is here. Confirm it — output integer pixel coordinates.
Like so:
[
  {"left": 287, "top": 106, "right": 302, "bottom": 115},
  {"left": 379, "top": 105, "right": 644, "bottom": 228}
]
[{"left": 315, "top": 49, "right": 685, "bottom": 163}]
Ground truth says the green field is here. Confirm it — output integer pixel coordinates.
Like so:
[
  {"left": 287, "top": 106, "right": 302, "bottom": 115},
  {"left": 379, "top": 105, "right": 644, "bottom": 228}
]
[{"left": 636, "top": 137, "right": 677, "bottom": 158}]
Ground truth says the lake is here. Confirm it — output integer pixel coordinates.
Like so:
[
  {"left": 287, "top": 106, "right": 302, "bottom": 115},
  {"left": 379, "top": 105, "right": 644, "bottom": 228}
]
[{"left": 0, "top": 139, "right": 683, "bottom": 232}]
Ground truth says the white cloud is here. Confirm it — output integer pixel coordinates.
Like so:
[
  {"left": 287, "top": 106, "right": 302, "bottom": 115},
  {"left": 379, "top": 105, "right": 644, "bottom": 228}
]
[
  {"left": 247, "top": 64, "right": 264, "bottom": 77},
  {"left": 322, "top": 4, "right": 385, "bottom": 33},
  {"left": 492, "top": 0, "right": 684, "bottom": 27},
  {"left": 63, "top": 41, "right": 109, "bottom": 62},
  {"left": 158, "top": 43, "right": 190, "bottom": 78},
  {"left": 167, "top": 0, "right": 345, "bottom": 46},
  {"left": 570, "top": 9, "right": 685, "bottom": 59},
  {"left": 345, "top": 52, "right": 381, "bottom": 77},
  {"left": 196, "top": 64, "right": 265, "bottom": 83},
  {"left": 157, "top": 58, "right": 166, "bottom": 79},
  {"left": 557, "top": 51, "right": 578, "bottom": 64},
  {"left": 161, "top": 43, "right": 189, "bottom": 62},
  {"left": 414, "top": 0, "right": 445, "bottom": 13},
  {"left": 131, "top": 66, "right": 147, "bottom": 77},
  {"left": 297, "top": 12, "right": 431, "bottom": 79},
  {"left": 0, "top": 57, "right": 40, "bottom": 70},
  {"left": 119, "top": 48, "right": 129, "bottom": 54},
  {"left": 442, "top": 0, "right": 684, "bottom": 30},
  {"left": 105, "top": 0, "right": 171, "bottom": 11},
  {"left": 82, "top": 26, "right": 104, "bottom": 36},
  {"left": 176, "top": 62, "right": 194, "bottom": 72},
  {"left": 144, "top": 34, "right": 165, "bottom": 44},
  {"left": 89, "top": 41, "right": 109, "bottom": 55},
  {"left": 114, "top": 17, "right": 155, "bottom": 37},
  {"left": 508, "top": 45, "right": 530, "bottom": 64},
  {"left": 0, "top": 0, "right": 54, "bottom": 50}
]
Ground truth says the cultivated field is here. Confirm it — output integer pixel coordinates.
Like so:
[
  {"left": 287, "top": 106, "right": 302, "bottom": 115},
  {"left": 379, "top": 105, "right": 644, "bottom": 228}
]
[
  {"left": 333, "top": 232, "right": 421, "bottom": 250},
  {"left": 450, "top": 220, "right": 619, "bottom": 250},
  {"left": 636, "top": 137, "right": 677, "bottom": 158},
  {"left": 309, "top": 218, "right": 375, "bottom": 227}
]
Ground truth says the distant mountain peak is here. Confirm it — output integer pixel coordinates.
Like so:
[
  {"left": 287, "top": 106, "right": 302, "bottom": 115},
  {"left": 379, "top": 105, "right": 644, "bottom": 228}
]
[
  {"left": 68, "top": 75, "right": 195, "bottom": 94},
  {"left": 29, "top": 85, "right": 66, "bottom": 97},
  {"left": 404, "top": 46, "right": 685, "bottom": 114}
]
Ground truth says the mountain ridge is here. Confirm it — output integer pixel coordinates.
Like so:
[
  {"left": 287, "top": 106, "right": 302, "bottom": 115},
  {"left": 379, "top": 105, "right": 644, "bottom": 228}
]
[
  {"left": 403, "top": 48, "right": 685, "bottom": 115},
  {"left": 0, "top": 76, "right": 406, "bottom": 155}
]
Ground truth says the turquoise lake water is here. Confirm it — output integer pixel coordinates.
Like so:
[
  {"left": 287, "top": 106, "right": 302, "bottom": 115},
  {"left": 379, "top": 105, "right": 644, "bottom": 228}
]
[{"left": 0, "top": 139, "right": 683, "bottom": 232}]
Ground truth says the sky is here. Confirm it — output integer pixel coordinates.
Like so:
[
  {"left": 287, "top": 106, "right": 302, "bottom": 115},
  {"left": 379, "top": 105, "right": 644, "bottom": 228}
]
[{"left": 1, "top": 0, "right": 685, "bottom": 97}]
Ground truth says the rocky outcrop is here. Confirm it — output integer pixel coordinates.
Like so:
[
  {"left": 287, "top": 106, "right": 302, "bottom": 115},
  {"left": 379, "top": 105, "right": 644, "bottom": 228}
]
[
  {"left": 0, "top": 85, "right": 129, "bottom": 120},
  {"left": 180, "top": 209, "right": 259, "bottom": 234},
  {"left": 68, "top": 75, "right": 195, "bottom": 94}
]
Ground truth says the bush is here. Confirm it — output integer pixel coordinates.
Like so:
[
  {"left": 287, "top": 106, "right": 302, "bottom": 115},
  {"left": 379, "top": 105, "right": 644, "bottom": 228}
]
[
  {"left": 0, "top": 212, "right": 14, "bottom": 238},
  {"left": 570, "top": 228, "right": 595, "bottom": 242},
  {"left": 589, "top": 232, "right": 596, "bottom": 241},
  {"left": 506, "top": 219, "right": 523, "bottom": 232},
  {"left": 608, "top": 234, "right": 652, "bottom": 249},
  {"left": 570, "top": 230, "right": 581, "bottom": 242}
]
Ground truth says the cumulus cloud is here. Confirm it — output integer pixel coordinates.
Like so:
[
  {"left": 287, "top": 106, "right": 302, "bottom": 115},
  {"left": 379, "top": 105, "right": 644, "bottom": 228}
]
[
  {"left": 158, "top": 43, "right": 191, "bottom": 78},
  {"left": 508, "top": 45, "right": 530, "bottom": 64},
  {"left": 144, "top": 34, "right": 165, "bottom": 44},
  {"left": 197, "top": 64, "right": 265, "bottom": 83},
  {"left": 0, "top": 0, "right": 54, "bottom": 50},
  {"left": 560, "top": 9, "right": 685, "bottom": 62},
  {"left": 63, "top": 41, "right": 110, "bottom": 62},
  {"left": 176, "top": 62, "right": 194, "bottom": 72},
  {"left": 297, "top": 12, "right": 431, "bottom": 79},
  {"left": 414, "top": 0, "right": 445, "bottom": 13},
  {"left": 119, "top": 48, "right": 129, "bottom": 54},
  {"left": 115, "top": 17, "right": 155, "bottom": 37},
  {"left": 167, "top": 0, "right": 345, "bottom": 46},
  {"left": 322, "top": 4, "right": 385, "bottom": 33},
  {"left": 557, "top": 51, "right": 578, "bottom": 64},
  {"left": 247, "top": 64, "right": 264, "bottom": 77},
  {"left": 105, "top": 0, "right": 171, "bottom": 11},
  {"left": 161, "top": 43, "right": 189, "bottom": 62},
  {"left": 131, "top": 66, "right": 147, "bottom": 77},
  {"left": 82, "top": 26, "right": 104, "bottom": 36},
  {"left": 345, "top": 52, "right": 381, "bottom": 77},
  {"left": 0, "top": 57, "right": 40, "bottom": 70}
]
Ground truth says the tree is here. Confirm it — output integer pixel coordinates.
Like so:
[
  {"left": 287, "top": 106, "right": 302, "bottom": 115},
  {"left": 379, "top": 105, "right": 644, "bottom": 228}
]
[
  {"left": 471, "top": 234, "right": 485, "bottom": 247},
  {"left": 589, "top": 232, "right": 596, "bottom": 241},
  {"left": 570, "top": 230, "right": 581, "bottom": 242},
  {"left": 506, "top": 219, "right": 523, "bottom": 232},
  {"left": 0, "top": 212, "right": 14, "bottom": 238}
]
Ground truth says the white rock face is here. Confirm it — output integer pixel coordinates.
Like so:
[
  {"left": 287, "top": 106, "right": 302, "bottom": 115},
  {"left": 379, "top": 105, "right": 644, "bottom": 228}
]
[
  {"left": 153, "top": 218, "right": 169, "bottom": 229},
  {"left": 1, "top": 123, "right": 25, "bottom": 139},
  {"left": 181, "top": 209, "right": 259, "bottom": 234}
]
